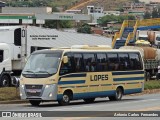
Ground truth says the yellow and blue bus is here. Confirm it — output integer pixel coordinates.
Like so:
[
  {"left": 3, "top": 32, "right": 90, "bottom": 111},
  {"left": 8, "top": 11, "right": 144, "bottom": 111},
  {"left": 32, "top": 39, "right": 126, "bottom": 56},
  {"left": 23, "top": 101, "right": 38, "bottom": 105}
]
[{"left": 20, "top": 45, "right": 144, "bottom": 106}]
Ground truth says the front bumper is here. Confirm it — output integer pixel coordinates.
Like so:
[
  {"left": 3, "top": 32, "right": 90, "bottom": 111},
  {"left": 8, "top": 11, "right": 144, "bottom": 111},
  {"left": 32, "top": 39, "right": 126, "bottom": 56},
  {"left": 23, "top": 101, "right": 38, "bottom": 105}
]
[{"left": 20, "top": 84, "right": 58, "bottom": 100}]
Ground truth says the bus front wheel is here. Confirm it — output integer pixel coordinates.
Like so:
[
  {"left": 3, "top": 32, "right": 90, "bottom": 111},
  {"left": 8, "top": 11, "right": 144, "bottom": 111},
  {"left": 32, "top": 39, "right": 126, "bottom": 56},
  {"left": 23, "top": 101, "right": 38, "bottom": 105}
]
[
  {"left": 58, "top": 92, "right": 71, "bottom": 106},
  {"left": 109, "top": 87, "right": 123, "bottom": 101},
  {"left": 83, "top": 98, "right": 95, "bottom": 103},
  {"left": 29, "top": 100, "right": 41, "bottom": 106}
]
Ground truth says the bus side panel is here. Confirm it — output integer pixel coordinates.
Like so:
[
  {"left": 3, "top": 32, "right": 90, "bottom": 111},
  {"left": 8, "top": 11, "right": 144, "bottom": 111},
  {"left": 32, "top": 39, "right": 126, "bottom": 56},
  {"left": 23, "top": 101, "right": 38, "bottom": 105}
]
[
  {"left": 57, "top": 72, "right": 116, "bottom": 100},
  {"left": 112, "top": 70, "right": 144, "bottom": 95},
  {"left": 57, "top": 70, "right": 144, "bottom": 100},
  {"left": 57, "top": 73, "right": 87, "bottom": 100}
]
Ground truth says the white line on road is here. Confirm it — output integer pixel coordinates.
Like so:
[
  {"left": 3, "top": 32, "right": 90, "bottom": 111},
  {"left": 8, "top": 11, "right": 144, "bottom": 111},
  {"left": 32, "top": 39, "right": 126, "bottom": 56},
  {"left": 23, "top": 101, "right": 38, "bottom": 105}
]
[{"left": 46, "top": 99, "right": 159, "bottom": 111}]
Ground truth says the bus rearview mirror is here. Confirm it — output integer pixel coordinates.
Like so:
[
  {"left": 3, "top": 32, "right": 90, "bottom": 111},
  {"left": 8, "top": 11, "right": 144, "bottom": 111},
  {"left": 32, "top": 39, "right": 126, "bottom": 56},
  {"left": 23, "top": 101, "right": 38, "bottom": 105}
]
[{"left": 63, "top": 56, "right": 68, "bottom": 63}]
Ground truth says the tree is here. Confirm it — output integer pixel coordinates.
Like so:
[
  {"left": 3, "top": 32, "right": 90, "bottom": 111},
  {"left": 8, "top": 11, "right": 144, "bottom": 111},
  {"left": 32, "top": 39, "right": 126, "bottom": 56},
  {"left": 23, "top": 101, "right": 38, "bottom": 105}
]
[
  {"left": 43, "top": 20, "right": 73, "bottom": 29},
  {"left": 152, "top": 8, "right": 159, "bottom": 18},
  {"left": 132, "top": 0, "right": 139, "bottom": 3},
  {"left": 158, "top": 6, "right": 160, "bottom": 18},
  {"left": 99, "top": 15, "right": 135, "bottom": 25},
  {"left": 77, "top": 24, "right": 92, "bottom": 34},
  {"left": 144, "top": 11, "right": 151, "bottom": 19},
  {"left": 117, "top": 6, "right": 124, "bottom": 12}
]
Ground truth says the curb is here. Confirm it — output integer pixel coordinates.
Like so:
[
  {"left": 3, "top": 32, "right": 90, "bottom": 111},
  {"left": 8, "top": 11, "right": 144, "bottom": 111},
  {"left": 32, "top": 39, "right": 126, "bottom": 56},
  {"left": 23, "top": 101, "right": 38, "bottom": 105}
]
[
  {"left": 0, "top": 89, "right": 160, "bottom": 104},
  {"left": 0, "top": 100, "right": 28, "bottom": 104}
]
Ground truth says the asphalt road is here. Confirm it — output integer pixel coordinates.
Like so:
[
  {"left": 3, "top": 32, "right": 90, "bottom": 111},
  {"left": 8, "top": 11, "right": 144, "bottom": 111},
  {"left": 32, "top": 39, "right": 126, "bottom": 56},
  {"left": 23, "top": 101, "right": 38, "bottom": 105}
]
[{"left": 0, "top": 93, "right": 160, "bottom": 120}]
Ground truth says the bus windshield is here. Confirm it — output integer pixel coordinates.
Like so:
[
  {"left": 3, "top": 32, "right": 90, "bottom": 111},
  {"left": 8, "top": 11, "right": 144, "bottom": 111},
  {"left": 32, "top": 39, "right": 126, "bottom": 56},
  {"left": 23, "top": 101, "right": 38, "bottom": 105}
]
[{"left": 22, "top": 51, "right": 62, "bottom": 77}]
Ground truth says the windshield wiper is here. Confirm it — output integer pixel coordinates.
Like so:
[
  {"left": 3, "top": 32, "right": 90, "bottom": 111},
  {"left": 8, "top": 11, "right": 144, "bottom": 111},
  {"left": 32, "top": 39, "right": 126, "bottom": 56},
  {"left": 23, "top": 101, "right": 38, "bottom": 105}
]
[
  {"left": 23, "top": 70, "right": 35, "bottom": 74},
  {"left": 35, "top": 71, "right": 50, "bottom": 74}
]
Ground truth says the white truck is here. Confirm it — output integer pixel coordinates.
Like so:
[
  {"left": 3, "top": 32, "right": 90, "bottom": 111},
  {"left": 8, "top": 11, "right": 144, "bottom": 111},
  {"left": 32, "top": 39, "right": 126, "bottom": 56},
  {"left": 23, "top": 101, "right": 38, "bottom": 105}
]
[
  {"left": 136, "top": 30, "right": 148, "bottom": 41},
  {"left": 155, "top": 34, "right": 160, "bottom": 45},
  {"left": 149, "top": 31, "right": 160, "bottom": 47},
  {"left": 136, "top": 30, "right": 160, "bottom": 46},
  {"left": 0, "top": 25, "right": 111, "bottom": 87}
]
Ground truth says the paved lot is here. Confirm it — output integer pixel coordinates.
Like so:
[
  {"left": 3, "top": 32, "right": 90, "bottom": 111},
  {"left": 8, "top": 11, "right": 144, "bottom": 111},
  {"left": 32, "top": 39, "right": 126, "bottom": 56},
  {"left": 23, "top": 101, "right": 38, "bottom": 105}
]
[{"left": 0, "top": 93, "right": 160, "bottom": 120}]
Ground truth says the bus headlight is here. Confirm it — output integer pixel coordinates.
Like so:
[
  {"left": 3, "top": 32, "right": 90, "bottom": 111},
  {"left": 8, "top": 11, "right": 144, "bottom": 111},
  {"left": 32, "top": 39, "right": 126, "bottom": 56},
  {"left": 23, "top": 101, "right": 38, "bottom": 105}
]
[
  {"left": 20, "top": 93, "right": 23, "bottom": 96},
  {"left": 45, "top": 84, "right": 55, "bottom": 89},
  {"left": 21, "top": 85, "right": 25, "bottom": 89},
  {"left": 49, "top": 93, "right": 53, "bottom": 97},
  {"left": 45, "top": 85, "right": 51, "bottom": 89}
]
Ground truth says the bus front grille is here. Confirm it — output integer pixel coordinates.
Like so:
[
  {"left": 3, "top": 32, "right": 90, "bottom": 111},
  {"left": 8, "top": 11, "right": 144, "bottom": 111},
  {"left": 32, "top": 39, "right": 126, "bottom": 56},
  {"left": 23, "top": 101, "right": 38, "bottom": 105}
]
[
  {"left": 25, "top": 85, "right": 43, "bottom": 97},
  {"left": 25, "top": 85, "right": 43, "bottom": 89},
  {"left": 26, "top": 92, "right": 41, "bottom": 97}
]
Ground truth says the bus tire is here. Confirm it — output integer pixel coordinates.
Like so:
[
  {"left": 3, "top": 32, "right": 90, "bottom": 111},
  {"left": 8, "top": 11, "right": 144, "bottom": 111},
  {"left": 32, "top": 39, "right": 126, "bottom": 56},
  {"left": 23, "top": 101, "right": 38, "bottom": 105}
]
[
  {"left": 29, "top": 100, "right": 41, "bottom": 106},
  {"left": 58, "top": 91, "right": 72, "bottom": 106},
  {"left": 0, "top": 74, "right": 10, "bottom": 87},
  {"left": 83, "top": 98, "right": 95, "bottom": 103},
  {"left": 156, "top": 73, "right": 159, "bottom": 80},
  {"left": 109, "top": 87, "right": 123, "bottom": 101},
  {"left": 145, "top": 72, "right": 150, "bottom": 81}
]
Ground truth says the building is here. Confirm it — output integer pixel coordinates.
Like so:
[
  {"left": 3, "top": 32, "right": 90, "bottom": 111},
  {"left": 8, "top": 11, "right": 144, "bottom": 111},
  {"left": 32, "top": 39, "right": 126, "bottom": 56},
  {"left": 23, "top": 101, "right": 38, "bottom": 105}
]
[
  {"left": 144, "top": 0, "right": 160, "bottom": 14},
  {"left": 65, "top": 9, "right": 82, "bottom": 14},
  {"left": 2, "top": 7, "right": 52, "bottom": 14},
  {"left": 0, "top": 1, "right": 5, "bottom": 12},
  {"left": 122, "top": 2, "right": 146, "bottom": 19},
  {"left": 123, "top": 2, "right": 146, "bottom": 11},
  {"left": 149, "top": 0, "right": 160, "bottom": 8},
  {"left": 140, "top": 0, "right": 160, "bottom": 4},
  {"left": 104, "top": 11, "right": 121, "bottom": 16},
  {"left": 87, "top": 5, "right": 104, "bottom": 23}
]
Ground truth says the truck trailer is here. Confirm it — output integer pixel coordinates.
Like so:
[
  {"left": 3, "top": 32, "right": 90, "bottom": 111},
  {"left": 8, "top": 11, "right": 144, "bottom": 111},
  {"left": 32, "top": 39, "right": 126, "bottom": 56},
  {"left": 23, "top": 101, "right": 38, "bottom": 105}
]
[
  {"left": 0, "top": 25, "right": 111, "bottom": 87},
  {"left": 120, "top": 46, "right": 160, "bottom": 81}
]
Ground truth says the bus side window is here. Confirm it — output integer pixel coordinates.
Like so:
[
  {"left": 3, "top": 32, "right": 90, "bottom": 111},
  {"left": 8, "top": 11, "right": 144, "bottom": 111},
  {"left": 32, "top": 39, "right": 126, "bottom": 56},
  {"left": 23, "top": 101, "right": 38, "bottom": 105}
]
[
  {"left": 97, "top": 53, "right": 108, "bottom": 71},
  {"left": 73, "top": 53, "right": 84, "bottom": 72},
  {"left": 83, "top": 53, "right": 96, "bottom": 72},
  {"left": 60, "top": 53, "right": 75, "bottom": 75},
  {"left": 129, "top": 53, "right": 143, "bottom": 70},
  {"left": 119, "top": 53, "right": 130, "bottom": 71},
  {"left": 107, "top": 53, "right": 119, "bottom": 71}
]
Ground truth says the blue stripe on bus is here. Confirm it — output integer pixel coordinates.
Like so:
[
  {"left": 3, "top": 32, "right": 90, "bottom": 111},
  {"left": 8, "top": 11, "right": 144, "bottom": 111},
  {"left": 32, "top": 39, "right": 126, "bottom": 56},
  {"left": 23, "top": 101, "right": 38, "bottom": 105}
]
[
  {"left": 57, "top": 90, "right": 115, "bottom": 100},
  {"left": 89, "top": 85, "right": 99, "bottom": 87},
  {"left": 112, "top": 71, "right": 144, "bottom": 75},
  {"left": 76, "top": 86, "right": 88, "bottom": 88},
  {"left": 57, "top": 88, "right": 142, "bottom": 100},
  {"left": 59, "top": 86, "right": 75, "bottom": 88},
  {"left": 124, "top": 88, "right": 142, "bottom": 95},
  {"left": 59, "top": 84, "right": 112, "bottom": 88},
  {"left": 61, "top": 73, "right": 86, "bottom": 78},
  {"left": 101, "top": 84, "right": 112, "bottom": 86},
  {"left": 113, "top": 77, "right": 144, "bottom": 81},
  {"left": 58, "top": 80, "right": 85, "bottom": 85},
  {"left": 113, "top": 83, "right": 125, "bottom": 85}
]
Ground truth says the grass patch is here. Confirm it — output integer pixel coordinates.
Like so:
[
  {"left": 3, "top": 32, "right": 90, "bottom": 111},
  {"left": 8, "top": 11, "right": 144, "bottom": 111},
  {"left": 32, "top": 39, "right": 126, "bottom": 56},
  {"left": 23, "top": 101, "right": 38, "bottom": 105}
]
[
  {"left": 0, "top": 87, "right": 20, "bottom": 101},
  {"left": 144, "top": 80, "right": 160, "bottom": 90}
]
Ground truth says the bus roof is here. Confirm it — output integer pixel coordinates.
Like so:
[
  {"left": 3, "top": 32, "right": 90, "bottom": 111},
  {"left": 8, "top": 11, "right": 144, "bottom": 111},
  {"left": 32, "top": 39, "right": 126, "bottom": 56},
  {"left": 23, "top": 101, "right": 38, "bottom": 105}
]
[{"left": 37, "top": 45, "right": 141, "bottom": 53}]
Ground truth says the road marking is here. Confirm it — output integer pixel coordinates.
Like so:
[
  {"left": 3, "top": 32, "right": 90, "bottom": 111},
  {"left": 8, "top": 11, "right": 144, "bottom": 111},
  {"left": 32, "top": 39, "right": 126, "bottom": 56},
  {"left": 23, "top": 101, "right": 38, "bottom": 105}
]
[
  {"left": 47, "top": 105, "right": 93, "bottom": 111},
  {"left": 47, "top": 99, "right": 159, "bottom": 111},
  {"left": 56, "top": 117, "right": 90, "bottom": 120},
  {"left": 131, "top": 106, "right": 160, "bottom": 111}
]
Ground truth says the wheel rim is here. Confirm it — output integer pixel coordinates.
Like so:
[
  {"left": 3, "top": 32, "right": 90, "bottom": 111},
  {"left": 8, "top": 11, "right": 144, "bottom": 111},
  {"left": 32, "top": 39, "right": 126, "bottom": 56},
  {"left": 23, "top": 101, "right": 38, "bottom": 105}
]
[
  {"left": 2, "top": 77, "right": 9, "bottom": 87},
  {"left": 63, "top": 94, "right": 69, "bottom": 103},
  {"left": 116, "top": 89, "right": 122, "bottom": 99}
]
